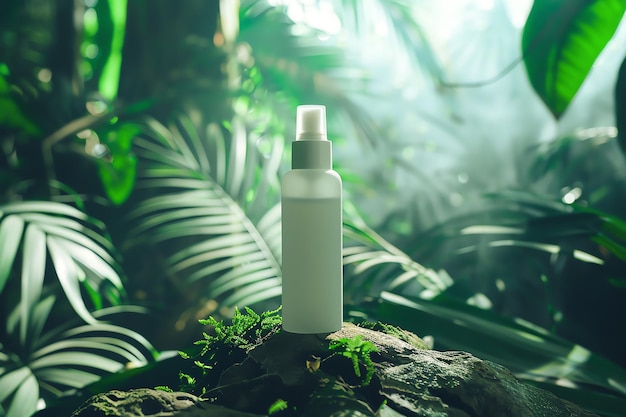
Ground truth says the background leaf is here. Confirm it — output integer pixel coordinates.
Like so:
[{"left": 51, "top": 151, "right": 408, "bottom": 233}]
[
  {"left": 5, "top": 373, "right": 38, "bottom": 417},
  {"left": 522, "top": 0, "right": 626, "bottom": 117},
  {"left": 96, "top": 122, "right": 141, "bottom": 206},
  {"left": 121, "top": 113, "right": 283, "bottom": 344},
  {"left": 0, "top": 299, "right": 156, "bottom": 414},
  {"left": 0, "top": 201, "right": 125, "bottom": 326},
  {"left": 0, "top": 215, "right": 24, "bottom": 294}
]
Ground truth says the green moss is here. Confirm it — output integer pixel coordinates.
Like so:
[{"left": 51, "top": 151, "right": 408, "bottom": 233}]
[{"left": 357, "top": 321, "right": 430, "bottom": 350}]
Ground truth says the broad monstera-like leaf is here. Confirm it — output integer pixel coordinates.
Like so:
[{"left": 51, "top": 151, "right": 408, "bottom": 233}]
[{"left": 522, "top": 0, "right": 626, "bottom": 118}]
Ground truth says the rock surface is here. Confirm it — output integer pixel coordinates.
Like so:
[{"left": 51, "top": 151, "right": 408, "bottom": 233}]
[
  {"left": 71, "top": 388, "right": 198, "bottom": 416},
  {"left": 72, "top": 323, "right": 598, "bottom": 417}
]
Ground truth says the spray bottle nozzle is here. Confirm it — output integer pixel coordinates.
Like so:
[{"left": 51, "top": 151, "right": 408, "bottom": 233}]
[{"left": 296, "top": 105, "right": 327, "bottom": 141}]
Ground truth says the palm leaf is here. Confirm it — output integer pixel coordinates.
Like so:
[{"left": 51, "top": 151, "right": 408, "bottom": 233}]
[
  {"left": 0, "top": 297, "right": 156, "bottom": 417},
  {"left": 0, "top": 215, "right": 24, "bottom": 296},
  {"left": 0, "top": 372, "right": 39, "bottom": 417},
  {"left": 0, "top": 201, "right": 125, "bottom": 328},
  {"left": 343, "top": 218, "right": 453, "bottom": 302},
  {"left": 125, "top": 114, "right": 282, "bottom": 309},
  {"left": 411, "top": 191, "right": 626, "bottom": 282},
  {"left": 396, "top": 191, "right": 626, "bottom": 341}
]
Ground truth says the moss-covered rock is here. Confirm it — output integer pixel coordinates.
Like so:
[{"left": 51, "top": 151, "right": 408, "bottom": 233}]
[
  {"left": 70, "top": 388, "right": 199, "bottom": 416},
  {"left": 71, "top": 322, "right": 598, "bottom": 417}
]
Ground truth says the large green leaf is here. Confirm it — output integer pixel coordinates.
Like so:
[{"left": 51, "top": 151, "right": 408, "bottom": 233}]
[{"left": 522, "top": 0, "right": 626, "bottom": 118}]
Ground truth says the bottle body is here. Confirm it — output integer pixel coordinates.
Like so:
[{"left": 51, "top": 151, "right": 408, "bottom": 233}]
[{"left": 281, "top": 169, "right": 343, "bottom": 333}]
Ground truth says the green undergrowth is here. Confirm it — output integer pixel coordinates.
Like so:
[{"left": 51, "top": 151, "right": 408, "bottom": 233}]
[
  {"left": 329, "top": 335, "right": 378, "bottom": 386},
  {"left": 172, "top": 308, "right": 423, "bottom": 404},
  {"left": 178, "top": 306, "right": 283, "bottom": 393}
]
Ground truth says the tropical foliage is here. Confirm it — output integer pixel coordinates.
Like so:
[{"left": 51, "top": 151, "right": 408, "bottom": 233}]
[
  {"left": 1, "top": 0, "right": 626, "bottom": 416},
  {"left": 522, "top": 0, "right": 626, "bottom": 117}
]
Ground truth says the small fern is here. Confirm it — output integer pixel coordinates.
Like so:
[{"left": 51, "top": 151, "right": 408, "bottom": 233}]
[
  {"left": 329, "top": 335, "right": 378, "bottom": 386},
  {"left": 268, "top": 398, "right": 289, "bottom": 415},
  {"left": 178, "top": 371, "right": 197, "bottom": 392},
  {"left": 178, "top": 306, "right": 282, "bottom": 393},
  {"left": 196, "top": 306, "right": 282, "bottom": 352}
]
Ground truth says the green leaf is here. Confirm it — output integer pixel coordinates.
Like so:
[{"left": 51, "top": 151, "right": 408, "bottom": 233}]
[
  {"left": 343, "top": 221, "right": 452, "bottom": 299},
  {"left": 617, "top": 56, "right": 626, "bottom": 154},
  {"left": 28, "top": 294, "right": 56, "bottom": 345},
  {"left": 20, "top": 225, "right": 46, "bottom": 346},
  {"left": 98, "top": 0, "right": 127, "bottom": 101},
  {"left": 0, "top": 215, "right": 24, "bottom": 295},
  {"left": 17, "top": 213, "right": 114, "bottom": 252},
  {"left": 5, "top": 373, "right": 38, "bottom": 417},
  {"left": 225, "top": 118, "right": 247, "bottom": 198},
  {"left": 97, "top": 122, "right": 141, "bottom": 205},
  {"left": 0, "top": 367, "right": 31, "bottom": 403},
  {"left": 2, "top": 201, "right": 89, "bottom": 221},
  {"left": 268, "top": 399, "right": 288, "bottom": 415},
  {"left": 29, "top": 352, "right": 122, "bottom": 372},
  {"left": 0, "top": 75, "right": 40, "bottom": 136},
  {"left": 97, "top": 152, "right": 137, "bottom": 205},
  {"left": 47, "top": 236, "right": 96, "bottom": 325},
  {"left": 54, "top": 238, "right": 122, "bottom": 289},
  {"left": 220, "top": 278, "right": 282, "bottom": 307},
  {"left": 0, "top": 299, "right": 155, "bottom": 412},
  {"left": 522, "top": 0, "right": 626, "bottom": 117},
  {"left": 34, "top": 368, "right": 100, "bottom": 389}
]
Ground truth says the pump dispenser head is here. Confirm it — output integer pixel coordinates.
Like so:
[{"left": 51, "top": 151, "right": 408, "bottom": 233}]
[
  {"left": 292, "top": 105, "right": 332, "bottom": 169},
  {"left": 296, "top": 105, "right": 327, "bottom": 140}
]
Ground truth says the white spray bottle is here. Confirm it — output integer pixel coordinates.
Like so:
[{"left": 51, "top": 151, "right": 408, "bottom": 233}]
[{"left": 281, "top": 105, "right": 343, "bottom": 334}]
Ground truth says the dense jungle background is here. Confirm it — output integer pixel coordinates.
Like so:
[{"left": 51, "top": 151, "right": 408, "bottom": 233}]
[{"left": 2, "top": 0, "right": 626, "bottom": 416}]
